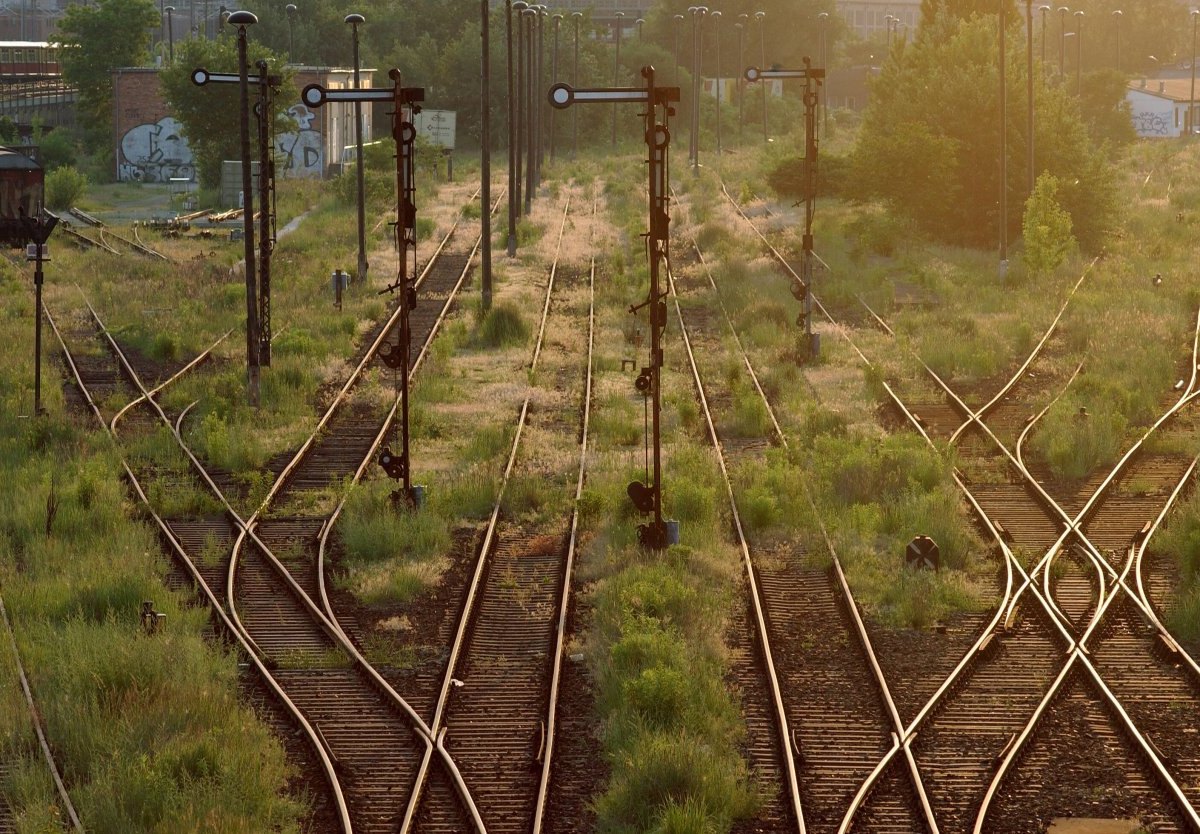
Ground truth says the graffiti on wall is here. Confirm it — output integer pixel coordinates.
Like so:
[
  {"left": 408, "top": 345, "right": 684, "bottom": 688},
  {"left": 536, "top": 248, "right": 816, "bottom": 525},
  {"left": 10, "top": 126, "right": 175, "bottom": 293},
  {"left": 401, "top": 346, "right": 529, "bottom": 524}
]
[
  {"left": 119, "top": 116, "right": 195, "bottom": 182},
  {"left": 1132, "top": 109, "right": 1171, "bottom": 137},
  {"left": 276, "top": 104, "right": 324, "bottom": 178}
]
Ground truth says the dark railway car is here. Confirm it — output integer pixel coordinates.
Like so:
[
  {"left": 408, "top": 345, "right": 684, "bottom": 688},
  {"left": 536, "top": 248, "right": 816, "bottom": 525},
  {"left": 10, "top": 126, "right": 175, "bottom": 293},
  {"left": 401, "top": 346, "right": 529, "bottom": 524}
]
[
  {"left": 0, "top": 146, "right": 43, "bottom": 244},
  {"left": 0, "top": 42, "right": 60, "bottom": 79}
]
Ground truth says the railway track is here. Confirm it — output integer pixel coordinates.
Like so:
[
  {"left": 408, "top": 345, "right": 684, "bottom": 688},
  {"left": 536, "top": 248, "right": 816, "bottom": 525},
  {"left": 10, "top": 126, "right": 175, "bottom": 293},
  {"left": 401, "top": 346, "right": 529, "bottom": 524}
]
[
  {"left": 50, "top": 187, "right": 501, "bottom": 833},
  {"left": 392, "top": 191, "right": 601, "bottom": 832},
  {"left": 720, "top": 181, "right": 1200, "bottom": 831}
]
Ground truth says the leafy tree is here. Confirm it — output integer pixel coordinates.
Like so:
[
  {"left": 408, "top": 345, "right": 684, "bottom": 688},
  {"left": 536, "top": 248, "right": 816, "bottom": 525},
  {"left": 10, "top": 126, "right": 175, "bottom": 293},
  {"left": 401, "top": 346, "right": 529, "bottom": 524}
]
[
  {"left": 847, "top": 10, "right": 1118, "bottom": 251},
  {"left": 56, "top": 0, "right": 159, "bottom": 140},
  {"left": 1022, "top": 173, "right": 1074, "bottom": 276},
  {"left": 921, "top": 0, "right": 1019, "bottom": 26},
  {"left": 159, "top": 35, "right": 294, "bottom": 188},
  {"left": 1077, "top": 69, "right": 1136, "bottom": 148}
]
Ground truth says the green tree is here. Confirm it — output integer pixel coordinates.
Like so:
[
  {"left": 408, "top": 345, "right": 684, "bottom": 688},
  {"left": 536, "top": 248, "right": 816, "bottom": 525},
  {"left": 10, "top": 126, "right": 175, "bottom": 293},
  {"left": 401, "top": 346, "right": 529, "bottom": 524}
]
[
  {"left": 921, "top": 0, "right": 1019, "bottom": 26},
  {"left": 56, "top": 0, "right": 159, "bottom": 140},
  {"left": 1078, "top": 69, "right": 1136, "bottom": 148},
  {"left": 847, "top": 10, "right": 1118, "bottom": 250},
  {"left": 1022, "top": 173, "right": 1074, "bottom": 276},
  {"left": 159, "top": 35, "right": 294, "bottom": 188}
]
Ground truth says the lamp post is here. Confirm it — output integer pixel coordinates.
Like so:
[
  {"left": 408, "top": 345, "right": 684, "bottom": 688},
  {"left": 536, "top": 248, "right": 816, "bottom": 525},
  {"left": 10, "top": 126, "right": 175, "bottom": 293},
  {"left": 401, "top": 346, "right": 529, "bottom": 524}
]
[
  {"left": 711, "top": 10, "right": 722, "bottom": 156},
  {"left": 164, "top": 6, "right": 175, "bottom": 63},
  {"left": 507, "top": 0, "right": 520, "bottom": 254},
  {"left": 345, "top": 13, "right": 368, "bottom": 285},
  {"left": 481, "top": 0, "right": 493, "bottom": 309},
  {"left": 572, "top": 12, "right": 582, "bottom": 158},
  {"left": 637, "top": 17, "right": 644, "bottom": 39},
  {"left": 1192, "top": 11, "right": 1199, "bottom": 136},
  {"left": 756, "top": 10, "right": 767, "bottom": 141},
  {"left": 512, "top": 0, "right": 527, "bottom": 230},
  {"left": 523, "top": 7, "right": 536, "bottom": 213},
  {"left": 885, "top": 14, "right": 895, "bottom": 51},
  {"left": 231, "top": 9, "right": 260, "bottom": 406},
  {"left": 1038, "top": 5, "right": 1050, "bottom": 75},
  {"left": 1057, "top": 6, "right": 1068, "bottom": 80},
  {"left": 1112, "top": 9, "right": 1122, "bottom": 72},
  {"left": 690, "top": 6, "right": 707, "bottom": 171},
  {"left": 1074, "top": 10, "right": 1083, "bottom": 94},
  {"left": 673, "top": 13, "right": 685, "bottom": 84},
  {"left": 737, "top": 13, "right": 747, "bottom": 139},
  {"left": 612, "top": 11, "right": 625, "bottom": 148},
  {"left": 536, "top": 6, "right": 547, "bottom": 184},
  {"left": 817, "top": 12, "right": 829, "bottom": 138},
  {"left": 285, "top": 4, "right": 297, "bottom": 63},
  {"left": 1026, "top": 0, "right": 1035, "bottom": 197},
  {"left": 999, "top": 2, "right": 1008, "bottom": 280},
  {"left": 550, "top": 13, "right": 561, "bottom": 161}
]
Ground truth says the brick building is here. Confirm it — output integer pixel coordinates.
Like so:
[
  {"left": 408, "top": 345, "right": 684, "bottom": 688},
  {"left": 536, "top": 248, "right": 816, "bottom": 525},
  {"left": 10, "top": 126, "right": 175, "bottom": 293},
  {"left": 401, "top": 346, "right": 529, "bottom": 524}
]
[{"left": 111, "top": 65, "right": 373, "bottom": 183}]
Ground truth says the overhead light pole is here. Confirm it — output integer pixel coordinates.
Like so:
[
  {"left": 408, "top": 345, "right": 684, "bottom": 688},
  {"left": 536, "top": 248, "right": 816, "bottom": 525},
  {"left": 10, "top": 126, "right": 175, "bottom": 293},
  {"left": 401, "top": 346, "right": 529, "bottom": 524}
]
[
  {"left": 1026, "top": 0, "right": 1035, "bottom": 198},
  {"left": 999, "top": 2, "right": 1008, "bottom": 280},
  {"left": 637, "top": 17, "right": 644, "bottom": 39},
  {"left": 612, "top": 11, "right": 625, "bottom": 149},
  {"left": 550, "top": 13, "right": 562, "bottom": 161},
  {"left": 711, "top": 10, "right": 722, "bottom": 156},
  {"left": 481, "top": 0, "right": 493, "bottom": 309},
  {"left": 1074, "top": 10, "right": 1084, "bottom": 94},
  {"left": 690, "top": 6, "right": 707, "bottom": 171},
  {"left": 1112, "top": 9, "right": 1122, "bottom": 72},
  {"left": 1057, "top": 6, "right": 1069, "bottom": 81},
  {"left": 673, "top": 14, "right": 685, "bottom": 84},
  {"left": 572, "top": 12, "right": 582, "bottom": 158},
  {"left": 756, "top": 10, "right": 767, "bottom": 141},
  {"left": 285, "top": 4, "right": 297, "bottom": 63},
  {"left": 164, "top": 6, "right": 175, "bottom": 63},
  {"left": 736, "top": 13, "right": 748, "bottom": 140},
  {"left": 512, "top": 1, "right": 527, "bottom": 231},
  {"left": 1038, "top": 5, "right": 1050, "bottom": 76},
  {"left": 817, "top": 12, "right": 829, "bottom": 138},
  {"left": 536, "top": 5, "right": 547, "bottom": 184},
  {"left": 507, "top": 0, "right": 520, "bottom": 254},
  {"left": 523, "top": 6, "right": 536, "bottom": 213},
  {"left": 885, "top": 14, "right": 895, "bottom": 51},
  {"left": 345, "top": 13, "right": 368, "bottom": 285}
]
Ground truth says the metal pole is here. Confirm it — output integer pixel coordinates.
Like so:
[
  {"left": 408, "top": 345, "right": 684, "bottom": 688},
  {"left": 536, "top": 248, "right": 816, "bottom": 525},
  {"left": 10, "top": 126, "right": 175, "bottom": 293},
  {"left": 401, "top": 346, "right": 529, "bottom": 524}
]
[
  {"left": 1026, "top": 0, "right": 1035, "bottom": 197},
  {"left": 347, "top": 14, "right": 368, "bottom": 284},
  {"left": 711, "top": 11, "right": 721, "bottom": 156},
  {"left": 256, "top": 60, "right": 274, "bottom": 367},
  {"left": 1074, "top": 11, "right": 1083, "bottom": 95},
  {"left": 232, "top": 11, "right": 260, "bottom": 407},
  {"left": 999, "top": 7, "right": 1008, "bottom": 280},
  {"left": 673, "top": 14, "right": 684, "bottom": 85},
  {"left": 612, "top": 12, "right": 624, "bottom": 149},
  {"left": 1058, "top": 6, "right": 1068, "bottom": 81},
  {"left": 166, "top": 7, "right": 175, "bottom": 63},
  {"left": 481, "top": 0, "right": 493, "bottom": 309},
  {"left": 1113, "top": 10, "right": 1122, "bottom": 73},
  {"left": 514, "top": 2, "right": 526, "bottom": 221},
  {"left": 1040, "top": 6, "right": 1049, "bottom": 76},
  {"left": 550, "top": 14, "right": 561, "bottom": 161},
  {"left": 286, "top": 4, "right": 297, "bottom": 63},
  {"left": 523, "top": 8, "right": 535, "bottom": 214},
  {"left": 507, "top": 0, "right": 518, "bottom": 253},
  {"left": 688, "top": 7, "right": 698, "bottom": 164},
  {"left": 818, "top": 12, "right": 828, "bottom": 139},
  {"left": 757, "top": 11, "right": 767, "bottom": 141},
  {"left": 535, "top": 7, "right": 546, "bottom": 184},
  {"left": 572, "top": 12, "right": 581, "bottom": 158},
  {"left": 737, "top": 15, "right": 746, "bottom": 139}
]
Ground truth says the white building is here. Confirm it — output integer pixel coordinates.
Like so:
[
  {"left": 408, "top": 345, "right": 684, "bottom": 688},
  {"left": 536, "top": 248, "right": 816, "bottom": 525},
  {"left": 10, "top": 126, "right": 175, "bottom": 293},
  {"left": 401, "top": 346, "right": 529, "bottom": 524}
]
[
  {"left": 1126, "top": 78, "right": 1196, "bottom": 138},
  {"left": 836, "top": 0, "right": 920, "bottom": 39}
]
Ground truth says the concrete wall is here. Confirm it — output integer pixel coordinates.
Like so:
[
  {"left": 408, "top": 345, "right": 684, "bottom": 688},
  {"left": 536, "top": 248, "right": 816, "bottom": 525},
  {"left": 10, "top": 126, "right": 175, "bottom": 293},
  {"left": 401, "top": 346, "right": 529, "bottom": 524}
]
[{"left": 1126, "top": 88, "right": 1185, "bottom": 138}]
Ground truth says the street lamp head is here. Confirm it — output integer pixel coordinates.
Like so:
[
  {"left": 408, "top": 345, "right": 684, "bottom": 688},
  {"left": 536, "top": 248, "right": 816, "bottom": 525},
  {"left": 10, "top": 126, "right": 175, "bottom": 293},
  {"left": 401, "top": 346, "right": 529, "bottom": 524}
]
[
  {"left": 344, "top": 12, "right": 364, "bottom": 25},
  {"left": 165, "top": 5, "right": 174, "bottom": 13},
  {"left": 553, "top": 13, "right": 563, "bottom": 21},
  {"left": 572, "top": 11, "right": 582, "bottom": 18},
  {"left": 615, "top": 10, "right": 624, "bottom": 16},
  {"left": 1111, "top": 9, "right": 1122, "bottom": 15},
  {"left": 286, "top": 4, "right": 297, "bottom": 16},
  {"left": 1057, "top": 6, "right": 1069, "bottom": 12},
  {"left": 636, "top": 17, "right": 645, "bottom": 25},
  {"left": 227, "top": 10, "right": 257, "bottom": 26},
  {"left": 710, "top": 11, "right": 721, "bottom": 20},
  {"left": 1038, "top": 4, "right": 1051, "bottom": 10},
  {"left": 674, "top": 13, "right": 684, "bottom": 21},
  {"left": 817, "top": 11, "right": 829, "bottom": 21},
  {"left": 513, "top": 1, "right": 528, "bottom": 10},
  {"left": 755, "top": 10, "right": 765, "bottom": 21},
  {"left": 734, "top": 22, "right": 742, "bottom": 30}
]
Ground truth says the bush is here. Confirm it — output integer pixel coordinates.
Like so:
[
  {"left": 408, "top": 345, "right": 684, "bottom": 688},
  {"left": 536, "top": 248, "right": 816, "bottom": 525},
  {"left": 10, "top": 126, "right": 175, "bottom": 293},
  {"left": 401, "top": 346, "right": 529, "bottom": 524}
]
[
  {"left": 44, "top": 166, "right": 88, "bottom": 209},
  {"left": 1022, "top": 174, "right": 1075, "bottom": 277},
  {"left": 473, "top": 302, "right": 529, "bottom": 348}
]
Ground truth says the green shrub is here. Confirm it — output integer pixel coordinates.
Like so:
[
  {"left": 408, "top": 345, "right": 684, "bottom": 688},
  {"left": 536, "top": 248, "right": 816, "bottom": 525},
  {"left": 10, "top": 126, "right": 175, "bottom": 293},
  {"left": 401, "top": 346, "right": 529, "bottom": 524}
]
[
  {"left": 44, "top": 166, "right": 89, "bottom": 209},
  {"left": 1022, "top": 174, "right": 1075, "bottom": 277},
  {"left": 473, "top": 302, "right": 529, "bottom": 348}
]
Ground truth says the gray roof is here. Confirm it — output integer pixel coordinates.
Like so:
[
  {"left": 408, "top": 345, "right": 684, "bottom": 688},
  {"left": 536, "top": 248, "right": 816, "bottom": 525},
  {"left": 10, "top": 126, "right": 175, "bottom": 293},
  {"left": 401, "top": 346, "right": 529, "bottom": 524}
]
[{"left": 0, "top": 146, "right": 39, "bottom": 170}]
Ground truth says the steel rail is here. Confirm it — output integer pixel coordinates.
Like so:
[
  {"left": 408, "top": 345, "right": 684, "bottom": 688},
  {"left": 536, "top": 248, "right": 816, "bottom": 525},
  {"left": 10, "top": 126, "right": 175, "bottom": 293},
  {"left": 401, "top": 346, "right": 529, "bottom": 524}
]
[
  {"left": 109, "top": 327, "right": 234, "bottom": 432},
  {"left": 673, "top": 212, "right": 940, "bottom": 830},
  {"left": 42, "top": 305, "right": 353, "bottom": 833},
  {"left": 90, "top": 189, "right": 498, "bottom": 831},
  {"left": 0, "top": 594, "right": 84, "bottom": 832},
  {"left": 396, "top": 193, "right": 574, "bottom": 834},
  {"left": 664, "top": 260, "right": 806, "bottom": 833},
  {"left": 531, "top": 198, "right": 598, "bottom": 834}
]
